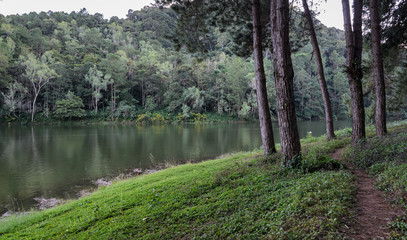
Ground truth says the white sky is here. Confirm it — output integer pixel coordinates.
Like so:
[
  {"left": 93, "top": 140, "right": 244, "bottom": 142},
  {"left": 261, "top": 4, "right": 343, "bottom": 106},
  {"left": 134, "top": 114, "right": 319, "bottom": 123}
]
[
  {"left": 316, "top": 1, "right": 344, "bottom": 29},
  {"left": 0, "top": 0, "right": 156, "bottom": 20},
  {"left": 0, "top": 0, "right": 344, "bottom": 29}
]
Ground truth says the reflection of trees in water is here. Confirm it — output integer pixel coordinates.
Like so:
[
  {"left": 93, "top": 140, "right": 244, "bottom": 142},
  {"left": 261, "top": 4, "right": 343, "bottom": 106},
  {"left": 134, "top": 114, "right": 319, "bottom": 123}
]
[{"left": 0, "top": 123, "right": 286, "bottom": 210}]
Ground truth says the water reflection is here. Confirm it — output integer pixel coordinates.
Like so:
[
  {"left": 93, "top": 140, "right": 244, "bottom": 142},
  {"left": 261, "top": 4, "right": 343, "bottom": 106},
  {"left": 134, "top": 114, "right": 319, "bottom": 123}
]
[{"left": 0, "top": 120, "right": 351, "bottom": 213}]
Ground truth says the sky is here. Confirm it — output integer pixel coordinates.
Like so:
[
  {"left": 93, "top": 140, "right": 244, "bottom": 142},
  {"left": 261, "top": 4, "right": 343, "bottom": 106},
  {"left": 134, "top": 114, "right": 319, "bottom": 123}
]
[
  {"left": 0, "top": 0, "right": 344, "bottom": 30},
  {"left": 0, "top": 0, "right": 155, "bottom": 19}
]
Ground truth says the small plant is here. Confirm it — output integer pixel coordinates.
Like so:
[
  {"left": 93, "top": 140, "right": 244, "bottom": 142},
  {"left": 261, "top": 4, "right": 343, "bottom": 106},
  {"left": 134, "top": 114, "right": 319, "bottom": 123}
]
[
  {"left": 283, "top": 154, "right": 302, "bottom": 169},
  {"left": 176, "top": 113, "right": 184, "bottom": 122},
  {"left": 152, "top": 113, "right": 165, "bottom": 124},
  {"left": 136, "top": 114, "right": 152, "bottom": 125},
  {"left": 191, "top": 113, "right": 207, "bottom": 123}
]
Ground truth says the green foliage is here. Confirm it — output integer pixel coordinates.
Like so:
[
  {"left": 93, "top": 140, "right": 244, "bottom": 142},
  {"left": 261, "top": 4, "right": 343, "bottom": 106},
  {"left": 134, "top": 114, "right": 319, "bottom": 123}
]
[
  {"left": 4, "top": 4, "right": 406, "bottom": 124},
  {"left": 191, "top": 112, "right": 207, "bottom": 123},
  {"left": 238, "top": 102, "right": 251, "bottom": 120},
  {"left": 53, "top": 92, "right": 86, "bottom": 120},
  {"left": 341, "top": 123, "right": 407, "bottom": 238},
  {"left": 1, "top": 82, "right": 27, "bottom": 116},
  {"left": 136, "top": 114, "right": 152, "bottom": 125},
  {"left": 0, "top": 7, "right": 353, "bottom": 122},
  {"left": 343, "top": 131, "right": 407, "bottom": 168},
  {"left": 151, "top": 112, "right": 166, "bottom": 124},
  {"left": 113, "top": 101, "right": 137, "bottom": 119}
]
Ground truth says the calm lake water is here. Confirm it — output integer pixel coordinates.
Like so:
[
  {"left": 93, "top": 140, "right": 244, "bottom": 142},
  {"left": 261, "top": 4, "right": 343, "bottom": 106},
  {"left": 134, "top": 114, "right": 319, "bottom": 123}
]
[{"left": 0, "top": 120, "right": 351, "bottom": 214}]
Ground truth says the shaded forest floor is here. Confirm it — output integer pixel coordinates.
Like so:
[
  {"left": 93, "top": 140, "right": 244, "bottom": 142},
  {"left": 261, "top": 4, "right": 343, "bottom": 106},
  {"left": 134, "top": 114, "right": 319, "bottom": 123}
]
[{"left": 0, "top": 122, "right": 406, "bottom": 239}]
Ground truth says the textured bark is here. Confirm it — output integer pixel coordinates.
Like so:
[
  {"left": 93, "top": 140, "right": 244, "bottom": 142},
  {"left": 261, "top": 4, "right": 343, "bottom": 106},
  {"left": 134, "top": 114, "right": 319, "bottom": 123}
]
[
  {"left": 270, "top": 0, "right": 301, "bottom": 162},
  {"left": 252, "top": 0, "right": 276, "bottom": 155},
  {"left": 342, "top": 0, "right": 366, "bottom": 143},
  {"left": 302, "top": 0, "right": 335, "bottom": 140},
  {"left": 369, "top": 0, "right": 387, "bottom": 136}
]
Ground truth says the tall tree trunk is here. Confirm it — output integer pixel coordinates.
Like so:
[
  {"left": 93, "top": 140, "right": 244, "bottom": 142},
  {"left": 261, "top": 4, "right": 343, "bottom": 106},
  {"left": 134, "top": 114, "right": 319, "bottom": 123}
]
[
  {"left": 369, "top": 0, "right": 387, "bottom": 136},
  {"left": 302, "top": 0, "right": 335, "bottom": 140},
  {"left": 342, "top": 0, "right": 366, "bottom": 143},
  {"left": 270, "top": 0, "right": 301, "bottom": 163},
  {"left": 252, "top": 0, "right": 276, "bottom": 155}
]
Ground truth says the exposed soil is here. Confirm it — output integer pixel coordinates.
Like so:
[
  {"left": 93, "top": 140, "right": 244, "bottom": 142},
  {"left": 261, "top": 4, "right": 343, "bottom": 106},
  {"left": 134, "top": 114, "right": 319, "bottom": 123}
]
[{"left": 331, "top": 148, "right": 403, "bottom": 239}]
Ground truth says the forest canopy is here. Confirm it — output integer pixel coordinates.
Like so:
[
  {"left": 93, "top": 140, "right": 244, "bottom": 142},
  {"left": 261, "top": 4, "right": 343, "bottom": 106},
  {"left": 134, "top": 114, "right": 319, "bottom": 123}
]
[{"left": 0, "top": 6, "right": 405, "bottom": 122}]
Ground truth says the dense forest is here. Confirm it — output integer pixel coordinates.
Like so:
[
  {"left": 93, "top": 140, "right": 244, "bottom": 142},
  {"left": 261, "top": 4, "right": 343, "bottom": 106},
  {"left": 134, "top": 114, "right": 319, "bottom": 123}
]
[{"left": 0, "top": 6, "right": 405, "bottom": 122}]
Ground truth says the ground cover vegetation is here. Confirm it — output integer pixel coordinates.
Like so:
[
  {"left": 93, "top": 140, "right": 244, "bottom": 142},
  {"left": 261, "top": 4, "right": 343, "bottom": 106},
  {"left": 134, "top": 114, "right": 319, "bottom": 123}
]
[{"left": 342, "top": 121, "right": 407, "bottom": 238}]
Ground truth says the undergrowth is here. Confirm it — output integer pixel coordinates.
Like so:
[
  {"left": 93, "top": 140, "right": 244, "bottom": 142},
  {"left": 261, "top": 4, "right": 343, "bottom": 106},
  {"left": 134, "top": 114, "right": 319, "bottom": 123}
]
[{"left": 342, "top": 121, "right": 407, "bottom": 239}]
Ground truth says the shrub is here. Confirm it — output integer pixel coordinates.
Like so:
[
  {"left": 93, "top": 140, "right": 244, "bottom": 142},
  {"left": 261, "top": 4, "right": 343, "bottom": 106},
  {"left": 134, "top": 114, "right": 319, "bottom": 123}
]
[
  {"left": 136, "top": 114, "right": 152, "bottom": 125},
  {"left": 53, "top": 92, "right": 86, "bottom": 120},
  {"left": 238, "top": 102, "right": 251, "bottom": 120}
]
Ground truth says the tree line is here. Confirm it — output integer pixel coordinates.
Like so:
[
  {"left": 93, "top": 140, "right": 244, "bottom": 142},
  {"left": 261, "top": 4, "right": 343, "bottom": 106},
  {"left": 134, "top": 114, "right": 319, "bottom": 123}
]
[
  {"left": 1, "top": 5, "right": 352, "bottom": 123},
  {"left": 157, "top": 0, "right": 407, "bottom": 163},
  {"left": 0, "top": 1, "right": 406, "bottom": 162}
]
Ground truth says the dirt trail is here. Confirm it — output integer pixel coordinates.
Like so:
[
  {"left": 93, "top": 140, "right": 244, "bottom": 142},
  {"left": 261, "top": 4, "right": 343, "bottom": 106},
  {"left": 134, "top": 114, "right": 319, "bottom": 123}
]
[{"left": 331, "top": 148, "right": 402, "bottom": 240}]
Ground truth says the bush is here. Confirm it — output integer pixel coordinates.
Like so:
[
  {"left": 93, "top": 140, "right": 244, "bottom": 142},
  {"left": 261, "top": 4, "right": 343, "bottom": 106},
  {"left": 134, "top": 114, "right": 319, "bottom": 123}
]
[
  {"left": 238, "top": 102, "right": 251, "bottom": 120},
  {"left": 53, "top": 92, "right": 86, "bottom": 120},
  {"left": 114, "top": 101, "right": 137, "bottom": 119},
  {"left": 136, "top": 114, "right": 152, "bottom": 125}
]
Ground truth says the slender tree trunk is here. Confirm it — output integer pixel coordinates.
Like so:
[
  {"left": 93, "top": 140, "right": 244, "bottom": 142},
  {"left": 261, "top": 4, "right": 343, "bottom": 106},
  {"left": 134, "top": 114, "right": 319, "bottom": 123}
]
[
  {"left": 302, "top": 0, "right": 335, "bottom": 140},
  {"left": 369, "top": 0, "right": 387, "bottom": 136},
  {"left": 142, "top": 79, "right": 145, "bottom": 108},
  {"left": 342, "top": 0, "right": 366, "bottom": 143},
  {"left": 270, "top": 0, "right": 301, "bottom": 162},
  {"left": 111, "top": 82, "right": 114, "bottom": 121},
  {"left": 252, "top": 0, "right": 276, "bottom": 155},
  {"left": 32, "top": 92, "right": 39, "bottom": 122},
  {"left": 95, "top": 97, "right": 98, "bottom": 113}
]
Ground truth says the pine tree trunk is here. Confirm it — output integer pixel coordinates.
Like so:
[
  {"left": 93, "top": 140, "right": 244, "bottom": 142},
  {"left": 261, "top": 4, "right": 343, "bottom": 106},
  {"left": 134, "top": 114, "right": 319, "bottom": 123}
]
[
  {"left": 302, "top": 0, "right": 335, "bottom": 140},
  {"left": 369, "top": 0, "right": 387, "bottom": 136},
  {"left": 270, "top": 0, "right": 301, "bottom": 162},
  {"left": 342, "top": 0, "right": 366, "bottom": 143},
  {"left": 252, "top": 0, "right": 276, "bottom": 155}
]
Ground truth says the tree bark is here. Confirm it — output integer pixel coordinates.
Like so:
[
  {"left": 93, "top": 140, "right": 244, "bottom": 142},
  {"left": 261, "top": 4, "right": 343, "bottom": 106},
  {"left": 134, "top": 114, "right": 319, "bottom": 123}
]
[
  {"left": 95, "top": 97, "right": 99, "bottom": 113},
  {"left": 302, "top": 0, "right": 335, "bottom": 140},
  {"left": 342, "top": 0, "right": 366, "bottom": 143},
  {"left": 32, "top": 92, "right": 39, "bottom": 122},
  {"left": 252, "top": 0, "right": 276, "bottom": 155},
  {"left": 369, "top": 0, "right": 387, "bottom": 136},
  {"left": 270, "top": 0, "right": 301, "bottom": 162}
]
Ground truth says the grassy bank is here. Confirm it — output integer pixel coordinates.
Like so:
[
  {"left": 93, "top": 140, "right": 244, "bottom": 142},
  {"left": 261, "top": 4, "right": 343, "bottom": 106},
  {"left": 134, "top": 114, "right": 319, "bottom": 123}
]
[
  {"left": 1, "top": 122, "right": 406, "bottom": 239},
  {"left": 0, "top": 133, "right": 355, "bottom": 239}
]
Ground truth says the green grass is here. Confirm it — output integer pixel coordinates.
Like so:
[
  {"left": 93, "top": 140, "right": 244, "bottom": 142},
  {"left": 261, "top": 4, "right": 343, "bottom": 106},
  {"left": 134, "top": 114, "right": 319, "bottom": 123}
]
[{"left": 0, "top": 134, "right": 357, "bottom": 239}]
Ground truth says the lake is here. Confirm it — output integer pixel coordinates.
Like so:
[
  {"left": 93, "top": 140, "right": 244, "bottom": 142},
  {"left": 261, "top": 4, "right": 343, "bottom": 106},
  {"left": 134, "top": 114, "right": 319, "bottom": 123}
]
[{"left": 0, "top": 120, "right": 351, "bottom": 214}]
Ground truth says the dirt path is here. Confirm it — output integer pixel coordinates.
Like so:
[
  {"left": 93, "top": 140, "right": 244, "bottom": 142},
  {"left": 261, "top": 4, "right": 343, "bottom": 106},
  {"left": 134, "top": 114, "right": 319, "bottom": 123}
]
[{"left": 331, "top": 148, "right": 402, "bottom": 240}]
